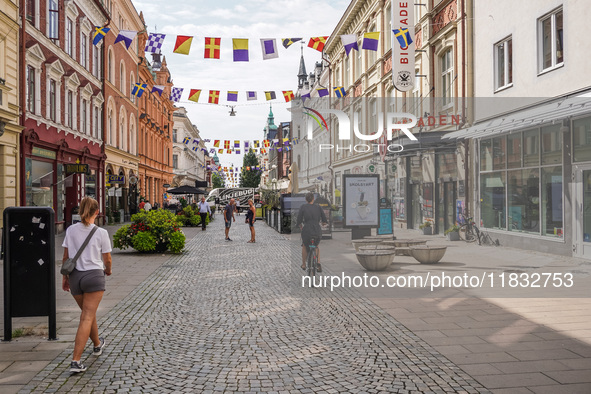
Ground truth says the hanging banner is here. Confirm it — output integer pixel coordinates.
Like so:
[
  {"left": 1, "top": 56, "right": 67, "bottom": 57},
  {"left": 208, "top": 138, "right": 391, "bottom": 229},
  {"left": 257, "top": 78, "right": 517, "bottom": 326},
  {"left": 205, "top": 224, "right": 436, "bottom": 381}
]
[{"left": 392, "top": 3, "right": 415, "bottom": 92}]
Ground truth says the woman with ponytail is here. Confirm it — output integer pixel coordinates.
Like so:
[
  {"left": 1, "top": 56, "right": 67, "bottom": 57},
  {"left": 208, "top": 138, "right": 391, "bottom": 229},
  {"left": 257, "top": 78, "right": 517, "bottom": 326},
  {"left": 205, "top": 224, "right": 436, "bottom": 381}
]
[{"left": 62, "top": 197, "right": 112, "bottom": 373}]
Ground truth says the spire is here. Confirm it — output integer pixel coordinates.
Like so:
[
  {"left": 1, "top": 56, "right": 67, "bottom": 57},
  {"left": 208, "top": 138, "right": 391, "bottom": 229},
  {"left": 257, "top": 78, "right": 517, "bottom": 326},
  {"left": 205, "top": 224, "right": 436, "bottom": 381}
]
[
  {"left": 267, "top": 104, "right": 276, "bottom": 127},
  {"left": 297, "top": 43, "right": 307, "bottom": 89}
]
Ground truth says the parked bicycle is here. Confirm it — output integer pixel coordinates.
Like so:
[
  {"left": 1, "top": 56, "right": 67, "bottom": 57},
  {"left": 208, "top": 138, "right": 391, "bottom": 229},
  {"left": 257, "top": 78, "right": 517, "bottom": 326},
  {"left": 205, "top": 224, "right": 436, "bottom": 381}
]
[{"left": 458, "top": 211, "right": 481, "bottom": 244}]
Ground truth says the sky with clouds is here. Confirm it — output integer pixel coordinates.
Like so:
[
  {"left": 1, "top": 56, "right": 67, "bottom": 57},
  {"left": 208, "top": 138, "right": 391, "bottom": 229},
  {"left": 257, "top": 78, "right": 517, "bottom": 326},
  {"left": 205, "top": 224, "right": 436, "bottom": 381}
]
[{"left": 133, "top": 0, "right": 350, "bottom": 170}]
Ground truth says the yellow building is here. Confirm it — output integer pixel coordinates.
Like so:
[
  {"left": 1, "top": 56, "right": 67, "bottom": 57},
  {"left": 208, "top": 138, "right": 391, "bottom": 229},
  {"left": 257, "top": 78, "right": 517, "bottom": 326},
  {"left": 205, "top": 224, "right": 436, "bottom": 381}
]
[{"left": 0, "top": 0, "right": 24, "bottom": 229}]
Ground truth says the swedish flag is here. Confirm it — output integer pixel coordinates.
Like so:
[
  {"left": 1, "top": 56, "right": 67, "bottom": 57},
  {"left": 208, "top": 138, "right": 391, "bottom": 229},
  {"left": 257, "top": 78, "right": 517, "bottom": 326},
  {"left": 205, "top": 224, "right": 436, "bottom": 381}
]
[
  {"left": 393, "top": 28, "right": 413, "bottom": 49},
  {"left": 93, "top": 26, "right": 110, "bottom": 45},
  {"left": 333, "top": 86, "right": 346, "bottom": 98},
  {"left": 131, "top": 83, "right": 147, "bottom": 98}
]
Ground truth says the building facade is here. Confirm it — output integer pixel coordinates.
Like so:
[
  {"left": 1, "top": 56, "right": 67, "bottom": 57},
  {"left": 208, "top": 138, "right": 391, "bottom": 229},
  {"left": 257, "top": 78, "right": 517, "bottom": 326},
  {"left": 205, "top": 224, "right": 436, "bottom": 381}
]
[
  {"left": 306, "top": 0, "right": 474, "bottom": 234},
  {"left": 103, "top": 0, "right": 144, "bottom": 221},
  {"left": 136, "top": 41, "right": 174, "bottom": 207},
  {"left": 172, "top": 107, "right": 207, "bottom": 188},
  {"left": 0, "top": 0, "right": 23, "bottom": 230},
  {"left": 444, "top": 0, "right": 591, "bottom": 258},
  {"left": 21, "top": 0, "right": 108, "bottom": 231}
]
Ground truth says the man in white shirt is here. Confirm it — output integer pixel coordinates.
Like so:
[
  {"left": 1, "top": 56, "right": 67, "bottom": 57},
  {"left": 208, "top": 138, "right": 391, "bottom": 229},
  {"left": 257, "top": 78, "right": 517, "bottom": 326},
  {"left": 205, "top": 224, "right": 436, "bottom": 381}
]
[
  {"left": 235, "top": 200, "right": 241, "bottom": 215},
  {"left": 144, "top": 201, "right": 152, "bottom": 211},
  {"left": 198, "top": 197, "right": 211, "bottom": 231}
]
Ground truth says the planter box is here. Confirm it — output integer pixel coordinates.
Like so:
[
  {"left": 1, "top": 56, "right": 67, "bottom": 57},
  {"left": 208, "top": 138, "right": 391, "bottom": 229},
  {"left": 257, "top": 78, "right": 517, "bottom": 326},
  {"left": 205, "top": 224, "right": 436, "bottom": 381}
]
[
  {"left": 446, "top": 231, "right": 460, "bottom": 241},
  {"left": 421, "top": 227, "right": 432, "bottom": 235}
]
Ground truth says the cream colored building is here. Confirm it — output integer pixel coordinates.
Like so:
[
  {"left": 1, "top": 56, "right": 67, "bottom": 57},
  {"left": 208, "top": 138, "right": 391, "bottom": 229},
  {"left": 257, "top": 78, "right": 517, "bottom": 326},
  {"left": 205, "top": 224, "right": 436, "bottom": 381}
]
[
  {"left": 172, "top": 107, "right": 207, "bottom": 188},
  {"left": 0, "top": 0, "right": 23, "bottom": 229}
]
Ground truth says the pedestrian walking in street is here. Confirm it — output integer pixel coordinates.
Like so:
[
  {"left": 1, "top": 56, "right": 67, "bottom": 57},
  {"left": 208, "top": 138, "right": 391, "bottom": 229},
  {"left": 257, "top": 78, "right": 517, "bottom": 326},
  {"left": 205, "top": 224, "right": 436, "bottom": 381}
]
[
  {"left": 235, "top": 200, "right": 241, "bottom": 215},
  {"left": 61, "top": 197, "right": 112, "bottom": 373},
  {"left": 224, "top": 198, "right": 236, "bottom": 241},
  {"left": 153, "top": 202, "right": 159, "bottom": 210},
  {"left": 198, "top": 196, "right": 211, "bottom": 231},
  {"left": 144, "top": 200, "right": 152, "bottom": 211},
  {"left": 138, "top": 199, "right": 145, "bottom": 211},
  {"left": 246, "top": 199, "right": 256, "bottom": 243},
  {"left": 296, "top": 192, "right": 327, "bottom": 272}
]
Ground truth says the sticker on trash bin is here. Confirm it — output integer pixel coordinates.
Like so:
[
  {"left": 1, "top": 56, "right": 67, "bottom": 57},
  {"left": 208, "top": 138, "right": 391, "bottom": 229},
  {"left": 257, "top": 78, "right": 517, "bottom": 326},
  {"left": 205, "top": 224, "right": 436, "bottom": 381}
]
[
  {"left": 41, "top": 240, "right": 46, "bottom": 244},
  {"left": 38, "top": 259, "right": 44, "bottom": 266},
  {"left": 39, "top": 223, "right": 45, "bottom": 229},
  {"left": 32, "top": 217, "right": 41, "bottom": 223},
  {"left": 10, "top": 226, "right": 16, "bottom": 232}
]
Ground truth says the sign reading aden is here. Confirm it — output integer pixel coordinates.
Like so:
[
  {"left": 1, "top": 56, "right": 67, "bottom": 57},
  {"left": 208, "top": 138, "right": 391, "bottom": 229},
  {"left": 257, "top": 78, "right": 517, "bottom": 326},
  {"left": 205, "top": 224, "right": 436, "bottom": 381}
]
[{"left": 392, "top": 2, "right": 415, "bottom": 92}]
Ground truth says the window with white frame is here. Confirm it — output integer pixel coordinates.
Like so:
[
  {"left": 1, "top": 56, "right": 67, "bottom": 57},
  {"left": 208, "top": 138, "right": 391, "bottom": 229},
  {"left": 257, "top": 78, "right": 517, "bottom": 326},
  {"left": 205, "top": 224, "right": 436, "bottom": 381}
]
[
  {"left": 441, "top": 48, "right": 453, "bottom": 107},
  {"left": 26, "top": 0, "right": 38, "bottom": 26},
  {"left": 368, "top": 25, "right": 377, "bottom": 66},
  {"left": 66, "top": 18, "right": 73, "bottom": 56},
  {"left": 335, "top": 66, "right": 341, "bottom": 88},
  {"left": 385, "top": 6, "right": 392, "bottom": 50},
  {"left": 49, "top": 80, "right": 56, "bottom": 121},
  {"left": 369, "top": 97, "right": 377, "bottom": 134},
  {"left": 67, "top": 90, "right": 73, "bottom": 127},
  {"left": 108, "top": 108, "right": 114, "bottom": 144},
  {"left": 108, "top": 50, "right": 113, "bottom": 82},
  {"left": 173, "top": 154, "right": 178, "bottom": 169},
  {"left": 81, "top": 34, "right": 88, "bottom": 68},
  {"left": 172, "top": 128, "right": 177, "bottom": 142},
  {"left": 344, "top": 55, "right": 350, "bottom": 88},
  {"left": 538, "top": 8, "right": 563, "bottom": 72},
  {"left": 130, "top": 121, "right": 136, "bottom": 154},
  {"left": 130, "top": 72, "right": 135, "bottom": 102},
  {"left": 81, "top": 99, "right": 87, "bottom": 134},
  {"left": 119, "top": 62, "right": 125, "bottom": 94},
  {"left": 494, "top": 37, "right": 513, "bottom": 90},
  {"left": 92, "top": 45, "right": 100, "bottom": 78},
  {"left": 27, "top": 66, "right": 35, "bottom": 113},
  {"left": 355, "top": 39, "right": 362, "bottom": 80},
  {"left": 47, "top": 0, "right": 58, "bottom": 40}
]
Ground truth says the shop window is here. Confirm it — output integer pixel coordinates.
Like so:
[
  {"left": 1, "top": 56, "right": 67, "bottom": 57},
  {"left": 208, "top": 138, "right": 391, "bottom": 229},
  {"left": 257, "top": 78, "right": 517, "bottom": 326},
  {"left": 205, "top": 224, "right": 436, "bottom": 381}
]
[
  {"left": 492, "top": 135, "right": 506, "bottom": 170},
  {"left": 29, "top": 160, "right": 54, "bottom": 208},
  {"left": 541, "top": 124, "right": 562, "bottom": 165},
  {"left": 541, "top": 166, "right": 563, "bottom": 237},
  {"left": 507, "top": 133, "right": 521, "bottom": 169},
  {"left": 508, "top": 169, "right": 540, "bottom": 234},
  {"left": 523, "top": 129, "right": 540, "bottom": 167},
  {"left": 480, "top": 172, "right": 506, "bottom": 229},
  {"left": 85, "top": 169, "right": 96, "bottom": 199},
  {"left": 573, "top": 116, "right": 591, "bottom": 162}
]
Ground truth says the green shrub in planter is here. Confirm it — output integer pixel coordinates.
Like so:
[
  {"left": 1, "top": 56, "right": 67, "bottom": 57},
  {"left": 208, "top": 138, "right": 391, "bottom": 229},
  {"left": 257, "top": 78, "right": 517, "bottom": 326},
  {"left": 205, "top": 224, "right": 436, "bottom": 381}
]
[
  {"left": 168, "top": 231, "right": 186, "bottom": 253},
  {"left": 444, "top": 225, "right": 460, "bottom": 235},
  {"left": 113, "top": 224, "right": 132, "bottom": 249},
  {"left": 132, "top": 231, "right": 157, "bottom": 252}
]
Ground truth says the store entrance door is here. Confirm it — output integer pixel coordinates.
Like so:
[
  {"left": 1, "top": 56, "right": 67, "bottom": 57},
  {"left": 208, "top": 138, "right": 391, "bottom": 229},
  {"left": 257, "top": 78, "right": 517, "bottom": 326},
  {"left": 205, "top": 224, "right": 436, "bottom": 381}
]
[
  {"left": 410, "top": 184, "right": 422, "bottom": 229},
  {"left": 574, "top": 166, "right": 591, "bottom": 259},
  {"left": 443, "top": 182, "right": 456, "bottom": 232}
]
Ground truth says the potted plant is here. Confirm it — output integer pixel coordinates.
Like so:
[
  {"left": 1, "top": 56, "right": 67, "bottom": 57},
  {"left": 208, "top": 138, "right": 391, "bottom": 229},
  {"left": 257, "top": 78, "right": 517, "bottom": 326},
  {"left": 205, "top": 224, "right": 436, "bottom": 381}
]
[
  {"left": 444, "top": 224, "right": 460, "bottom": 241},
  {"left": 419, "top": 220, "right": 433, "bottom": 235}
]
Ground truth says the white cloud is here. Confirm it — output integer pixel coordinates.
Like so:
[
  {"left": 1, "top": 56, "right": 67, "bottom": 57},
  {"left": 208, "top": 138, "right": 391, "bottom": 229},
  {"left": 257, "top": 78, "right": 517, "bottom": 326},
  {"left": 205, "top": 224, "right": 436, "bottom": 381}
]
[{"left": 135, "top": 0, "right": 349, "bottom": 168}]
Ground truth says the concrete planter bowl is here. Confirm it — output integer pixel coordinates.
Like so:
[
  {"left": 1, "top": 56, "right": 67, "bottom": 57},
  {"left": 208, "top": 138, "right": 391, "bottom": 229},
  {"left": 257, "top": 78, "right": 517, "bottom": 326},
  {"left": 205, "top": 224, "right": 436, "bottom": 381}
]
[
  {"left": 351, "top": 239, "right": 383, "bottom": 252},
  {"left": 384, "top": 240, "right": 427, "bottom": 256},
  {"left": 363, "top": 235, "right": 395, "bottom": 241},
  {"left": 359, "top": 245, "right": 396, "bottom": 263},
  {"left": 409, "top": 246, "right": 447, "bottom": 264},
  {"left": 355, "top": 250, "right": 396, "bottom": 271}
]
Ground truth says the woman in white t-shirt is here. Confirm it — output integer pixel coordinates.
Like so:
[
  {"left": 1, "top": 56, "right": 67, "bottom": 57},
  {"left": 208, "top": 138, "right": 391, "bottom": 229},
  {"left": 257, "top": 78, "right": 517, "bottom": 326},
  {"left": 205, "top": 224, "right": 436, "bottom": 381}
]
[{"left": 62, "top": 197, "right": 112, "bottom": 373}]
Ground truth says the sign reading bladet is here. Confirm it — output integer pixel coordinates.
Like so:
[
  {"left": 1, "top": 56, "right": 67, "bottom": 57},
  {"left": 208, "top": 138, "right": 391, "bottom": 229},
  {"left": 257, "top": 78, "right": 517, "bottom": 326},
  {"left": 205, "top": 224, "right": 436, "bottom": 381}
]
[{"left": 392, "top": 2, "right": 415, "bottom": 92}]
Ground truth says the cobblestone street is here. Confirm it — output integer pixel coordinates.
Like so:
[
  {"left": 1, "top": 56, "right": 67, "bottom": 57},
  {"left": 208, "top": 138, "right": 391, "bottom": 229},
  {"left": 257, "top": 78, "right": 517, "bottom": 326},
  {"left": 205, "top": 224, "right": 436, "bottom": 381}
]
[{"left": 20, "top": 219, "right": 487, "bottom": 393}]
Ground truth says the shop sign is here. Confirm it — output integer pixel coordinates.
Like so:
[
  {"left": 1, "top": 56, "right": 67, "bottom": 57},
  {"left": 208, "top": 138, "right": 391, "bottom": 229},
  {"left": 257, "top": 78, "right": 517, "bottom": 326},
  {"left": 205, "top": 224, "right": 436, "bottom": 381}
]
[
  {"left": 367, "top": 163, "right": 377, "bottom": 174},
  {"left": 32, "top": 147, "right": 56, "bottom": 160},
  {"left": 64, "top": 163, "right": 90, "bottom": 175},
  {"left": 85, "top": 175, "right": 96, "bottom": 183},
  {"left": 129, "top": 175, "right": 138, "bottom": 185},
  {"left": 106, "top": 175, "right": 125, "bottom": 185}
]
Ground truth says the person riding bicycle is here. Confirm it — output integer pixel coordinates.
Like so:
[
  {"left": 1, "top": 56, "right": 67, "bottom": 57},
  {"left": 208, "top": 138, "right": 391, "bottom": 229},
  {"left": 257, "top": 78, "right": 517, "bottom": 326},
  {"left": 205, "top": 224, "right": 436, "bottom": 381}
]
[{"left": 296, "top": 192, "right": 328, "bottom": 272}]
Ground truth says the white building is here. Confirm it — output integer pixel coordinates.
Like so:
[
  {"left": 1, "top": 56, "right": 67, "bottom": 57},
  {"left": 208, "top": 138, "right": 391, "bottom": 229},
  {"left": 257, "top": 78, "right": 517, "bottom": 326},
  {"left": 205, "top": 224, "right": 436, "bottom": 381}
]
[
  {"left": 171, "top": 107, "right": 207, "bottom": 187},
  {"left": 444, "top": 0, "right": 591, "bottom": 257}
]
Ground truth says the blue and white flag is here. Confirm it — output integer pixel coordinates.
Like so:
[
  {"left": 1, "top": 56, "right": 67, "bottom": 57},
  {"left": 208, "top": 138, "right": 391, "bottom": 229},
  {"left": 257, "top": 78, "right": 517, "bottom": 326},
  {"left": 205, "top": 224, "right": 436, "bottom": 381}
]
[
  {"left": 246, "top": 91, "right": 257, "bottom": 101},
  {"left": 340, "top": 34, "right": 358, "bottom": 56},
  {"left": 170, "top": 87, "right": 183, "bottom": 102},
  {"left": 114, "top": 30, "right": 137, "bottom": 50},
  {"left": 260, "top": 38, "right": 279, "bottom": 60},
  {"left": 151, "top": 85, "right": 164, "bottom": 96},
  {"left": 145, "top": 33, "right": 166, "bottom": 54}
]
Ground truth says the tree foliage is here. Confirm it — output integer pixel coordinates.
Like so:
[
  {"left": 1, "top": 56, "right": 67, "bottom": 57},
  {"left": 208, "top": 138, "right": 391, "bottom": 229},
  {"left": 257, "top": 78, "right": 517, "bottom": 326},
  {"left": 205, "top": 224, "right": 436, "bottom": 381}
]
[
  {"left": 240, "top": 149, "right": 261, "bottom": 188},
  {"left": 212, "top": 172, "right": 225, "bottom": 188}
]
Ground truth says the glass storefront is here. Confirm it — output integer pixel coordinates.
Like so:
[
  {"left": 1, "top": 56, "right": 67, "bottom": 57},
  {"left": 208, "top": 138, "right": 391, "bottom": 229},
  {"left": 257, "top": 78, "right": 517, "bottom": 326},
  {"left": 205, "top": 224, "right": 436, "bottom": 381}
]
[
  {"left": 479, "top": 124, "right": 563, "bottom": 238},
  {"left": 29, "top": 159, "right": 53, "bottom": 208}
]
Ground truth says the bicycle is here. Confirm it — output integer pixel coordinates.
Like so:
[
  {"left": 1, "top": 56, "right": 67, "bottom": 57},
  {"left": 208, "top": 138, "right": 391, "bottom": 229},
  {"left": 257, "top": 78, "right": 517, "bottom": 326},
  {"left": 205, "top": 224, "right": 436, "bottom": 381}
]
[
  {"left": 458, "top": 212, "right": 481, "bottom": 245},
  {"left": 306, "top": 238, "right": 320, "bottom": 285}
]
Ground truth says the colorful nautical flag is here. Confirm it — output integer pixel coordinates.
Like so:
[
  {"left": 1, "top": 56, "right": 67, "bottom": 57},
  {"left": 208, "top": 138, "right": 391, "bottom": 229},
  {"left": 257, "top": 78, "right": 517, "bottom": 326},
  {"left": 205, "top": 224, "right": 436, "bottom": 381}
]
[
  {"left": 308, "top": 36, "right": 328, "bottom": 52},
  {"left": 218, "top": 149, "right": 224, "bottom": 154},
  {"left": 282, "top": 38, "right": 302, "bottom": 49},
  {"left": 265, "top": 91, "right": 276, "bottom": 101},
  {"left": 233, "top": 38, "right": 249, "bottom": 62},
  {"left": 170, "top": 87, "right": 183, "bottom": 102},
  {"left": 254, "top": 140, "right": 260, "bottom": 148},
  {"left": 362, "top": 32, "right": 380, "bottom": 51},
  {"left": 151, "top": 85, "right": 164, "bottom": 96},
  {"left": 114, "top": 30, "right": 136, "bottom": 49},
  {"left": 227, "top": 91, "right": 238, "bottom": 102},
  {"left": 283, "top": 90, "right": 294, "bottom": 102},
  {"left": 317, "top": 88, "right": 329, "bottom": 97},
  {"left": 261, "top": 148, "right": 267, "bottom": 154},
  {"left": 131, "top": 83, "right": 147, "bottom": 98},
  {"left": 183, "top": 137, "right": 190, "bottom": 144},
  {"left": 188, "top": 89, "right": 201, "bottom": 103},
  {"left": 244, "top": 141, "right": 250, "bottom": 149},
  {"left": 340, "top": 34, "right": 358, "bottom": 56},
  {"left": 92, "top": 26, "right": 110, "bottom": 45},
  {"left": 263, "top": 140, "right": 270, "bottom": 147},
  {"left": 283, "top": 138, "right": 289, "bottom": 145},
  {"left": 193, "top": 139, "right": 200, "bottom": 144},
  {"left": 234, "top": 140, "right": 240, "bottom": 148},
  {"left": 246, "top": 91, "right": 257, "bottom": 101},
  {"left": 260, "top": 38, "right": 278, "bottom": 60},
  {"left": 224, "top": 140, "right": 230, "bottom": 149},
  {"left": 145, "top": 33, "right": 166, "bottom": 53},
  {"left": 208, "top": 90, "right": 220, "bottom": 104},
  {"left": 292, "top": 137, "right": 300, "bottom": 144},
  {"left": 173, "top": 35, "right": 193, "bottom": 55},
  {"left": 393, "top": 28, "right": 413, "bottom": 48},
  {"left": 333, "top": 86, "right": 346, "bottom": 98},
  {"left": 192, "top": 146, "right": 198, "bottom": 151},
  {"left": 214, "top": 140, "right": 220, "bottom": 147},
  {"left": 301, "top": 90, "right": 311, "bottom": 101},
  {"left": 204, "top": 37, "right": 221, "bottom": 59},
  {"left": 235, "top": 149, "right": 240, "bottom": 154}
]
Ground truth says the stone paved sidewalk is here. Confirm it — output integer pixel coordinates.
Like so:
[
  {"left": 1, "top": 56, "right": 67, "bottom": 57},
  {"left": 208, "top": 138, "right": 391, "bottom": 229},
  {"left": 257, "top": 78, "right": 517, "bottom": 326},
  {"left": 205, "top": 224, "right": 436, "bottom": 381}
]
[{"left": 20, "top": 219, "right": 488, "bottom": 393}]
